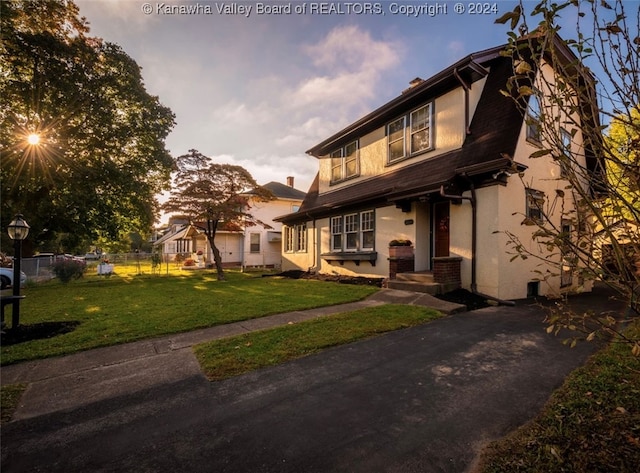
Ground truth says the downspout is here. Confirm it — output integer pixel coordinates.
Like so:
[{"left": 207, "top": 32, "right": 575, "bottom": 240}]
[
  {"left": 308, "top": 217, "right": 318, "bottom": 273},
  {"left": 440, "top": 179, "right": 515, "bottom": 306}
]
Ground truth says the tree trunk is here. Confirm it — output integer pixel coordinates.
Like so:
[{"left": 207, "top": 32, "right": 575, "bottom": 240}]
[
  {"left": 205, "top": 218, "right": 225, "bottom": 281},
  {"left": 210, "top": 239, "right": 225, "bottom": 280}
]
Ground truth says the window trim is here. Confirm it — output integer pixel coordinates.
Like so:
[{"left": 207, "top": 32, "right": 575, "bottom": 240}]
[
  {"left": 329, "top": 210, "right": 375, "bottom": 253},
  {"left": 559, "top": 127, "right": 572, "bottom": 178},
  {"left": 525, "top": 188, "right": 545, "bottom": 224},
  {"left": 249, "top": 233, "right": 260, "bottom": 253},
  {"left": 387, "top": 102, "right": 434, "bottom": 165},
  {"left": 387, "top": 116, "right": 406, "bottom": 163},
  {"left": 284, "top": 224, "right": 307, "bottom": 253},
  {"left": 329, "top": 141, "right": 360, "bottom": 185},
  {"left": 526, "top": 92, "right": 543, "bottom": 145},
  {"left": 410, "top": 103, "right": 433, "bottom": 155}
]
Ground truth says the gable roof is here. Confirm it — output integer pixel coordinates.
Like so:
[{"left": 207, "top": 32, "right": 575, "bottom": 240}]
[
  {"left": 279, "top": 53, "right": 525, "bottom": 223},
  {"left": 260, "top": 181, "right": 306, "bottom": 200}
]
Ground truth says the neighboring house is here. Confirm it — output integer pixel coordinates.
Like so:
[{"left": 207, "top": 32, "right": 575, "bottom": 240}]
[
  {"left": 154, "top": 178, "right": 305, "bottom": 269},
  {"left": 153, "top": 217, "right": 242, "bottom": 267},
  {"left": 242, "top": 178, "right": 306, "bottom": 269},
  {"left": 277, "top": 36, "right": 598, "bottom": 300}
]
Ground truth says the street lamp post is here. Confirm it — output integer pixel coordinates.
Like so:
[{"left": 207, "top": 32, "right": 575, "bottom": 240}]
[{"left": 7, "top": 214, "right": 30, "bottom": 329}]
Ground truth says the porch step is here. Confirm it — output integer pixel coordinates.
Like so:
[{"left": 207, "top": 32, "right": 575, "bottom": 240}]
[
  {"left": 386, "top": 280, "right": 443, "bottom": 295},
  {"left": 395, "top": 271, "right": 436, "bottom": 283}
]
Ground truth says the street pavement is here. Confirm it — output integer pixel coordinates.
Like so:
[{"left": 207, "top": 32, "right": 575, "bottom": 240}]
[{"left": 0, "top": 285, "right": 623, "bottom": 472}]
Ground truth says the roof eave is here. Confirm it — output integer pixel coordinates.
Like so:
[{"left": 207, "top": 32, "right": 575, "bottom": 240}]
[{"left": 306, "top": 46, "right": 504, "bottom": 158}]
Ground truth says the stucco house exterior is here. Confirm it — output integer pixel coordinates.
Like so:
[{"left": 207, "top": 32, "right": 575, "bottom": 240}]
[
  {"left": 154, "top": 178, "right": 305, "bottom": 269},
  {"left": 277, "top": 36, "right": 598, "bottom": 301},
  {"left": 242, "top": 178, "right": 306, "bottom": 269}
]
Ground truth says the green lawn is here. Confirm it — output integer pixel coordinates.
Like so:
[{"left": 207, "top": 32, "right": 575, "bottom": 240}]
[
  {"left": 1, "top": 267, "right": 378, "bottom": 365},
  {"left": 195, "top": 304, "right": 442, "bottom": 381}
]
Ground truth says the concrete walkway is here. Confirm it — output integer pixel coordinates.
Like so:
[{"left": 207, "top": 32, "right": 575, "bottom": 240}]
[{"left": 1, "top": 289, "right": 464, "bottom": 420}]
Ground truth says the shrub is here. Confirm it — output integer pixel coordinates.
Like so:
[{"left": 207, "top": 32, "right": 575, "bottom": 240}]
[
  {"left": 51, "top": 259, "right": 86, "bottom": 283},
  {"left": 389, "top": 239, "right": 412, "bottom": 247}
]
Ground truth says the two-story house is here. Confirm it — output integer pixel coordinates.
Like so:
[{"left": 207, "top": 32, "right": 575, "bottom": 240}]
[
  {"left": 277, "top": 36, "right": 598, "bottom": 300},
  {"left": 242, "top": 178, "right": 306, "bottom": 269}
]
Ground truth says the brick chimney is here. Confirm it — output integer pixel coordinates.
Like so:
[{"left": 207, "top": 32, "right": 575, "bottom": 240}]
[{"left": 286, "top": 176, "right": 294, "bottom": 188}]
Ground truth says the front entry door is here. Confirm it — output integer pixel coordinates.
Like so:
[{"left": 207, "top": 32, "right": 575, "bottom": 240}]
[{"left": 433, "top": 202, "right": 450, "bottom": 257}]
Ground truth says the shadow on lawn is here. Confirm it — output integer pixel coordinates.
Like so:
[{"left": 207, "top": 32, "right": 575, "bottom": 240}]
[{"left": 1, "top": 321, "right": 80, "bottom": 346}]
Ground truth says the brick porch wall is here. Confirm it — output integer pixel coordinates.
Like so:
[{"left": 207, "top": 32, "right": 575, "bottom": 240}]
[
  {"left": 432, "top": 256, "right": 462, "bottom": 287},
  {"left": 388, "top": 257, "right": 415, "bottom": 280}
]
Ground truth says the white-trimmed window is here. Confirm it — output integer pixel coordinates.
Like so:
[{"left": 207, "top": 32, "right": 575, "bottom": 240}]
[
  {"left": 388, "top": 103, "right": 433, "bottom": 164},
  {"left": 527, "top": 93, "right": 543, "bottom": 143},
  {"left": 284, "top": 224, "right": 307, "bottom": 253},
  {"left": 330, "top": 210, "right": 375, "bottom": 252},
  {"left": 330, "top": 141, "right": 359, "bottom": 183},
  {"left": 296, "top": 224, "right": 307, "bottom": 252},
  {"left": 410, "top": 104, "right": 432, "bottom": 154},
  {"left": 331, "top": 216, "right": 343, "bottom": 251},
  {"left": 361, "top": 210, "right": 375, "bottom": 250},
  {"left": 250, "top": 233, "right": 260, "bottom": 253},
  {"left": 387, "top": 117, "right": 406, "bottom": 162},
  {"left": 560, "top": 128, "right": 572, "bottom": 178},
  {"left": 526, "top": 188, "right": 545, "bottom": 223},
  {"left": 330, "top": 149, "right": 343, "bottom": 183},
  {"left": 344, "top": 213, "right": 359, "bottom": 250}
]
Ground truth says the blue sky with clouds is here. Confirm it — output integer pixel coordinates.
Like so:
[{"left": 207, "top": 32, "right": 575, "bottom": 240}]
[{"left": 74, "top": 0, "right": 620, "bottom": 199}]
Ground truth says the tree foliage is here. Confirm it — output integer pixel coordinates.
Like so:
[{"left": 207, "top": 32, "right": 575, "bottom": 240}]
[
  {"left": 0, "top": 0, "right": 175, "bottom": 255},
  {"left": 163, "top": 150, "right": 273, "bottom": 280},
  {"left": 496, "top": 0, "right": 640, "bottom": 354}
]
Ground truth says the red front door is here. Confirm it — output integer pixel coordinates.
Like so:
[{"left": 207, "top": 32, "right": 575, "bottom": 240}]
[{"left": 434, "top": 202, "right": 450, "bottom": 257}]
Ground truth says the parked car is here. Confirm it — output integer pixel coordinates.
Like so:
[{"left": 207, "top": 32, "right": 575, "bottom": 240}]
[{"left": 0, "top": 267, "right": 28, "bottom": 289}]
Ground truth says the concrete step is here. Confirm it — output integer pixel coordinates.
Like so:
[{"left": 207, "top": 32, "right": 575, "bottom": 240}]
[
  {"left": 387, "top": 280, "right": 443, "bottom": 295},
  {"left": 396, "top": 272, "right": 435, "bottom": 283}
]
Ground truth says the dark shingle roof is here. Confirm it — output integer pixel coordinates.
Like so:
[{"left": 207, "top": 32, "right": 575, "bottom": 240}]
[
  {"left": 260, "top": 181, "right": 306, "bottom": 200},
  {"left": 279, "top": 54, "right": 524, "bottom": 224}
]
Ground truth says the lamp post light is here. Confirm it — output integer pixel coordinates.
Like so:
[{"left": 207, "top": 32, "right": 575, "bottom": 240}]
[{"left": 7, "top": 214, "right": 30, "bottom": 329}]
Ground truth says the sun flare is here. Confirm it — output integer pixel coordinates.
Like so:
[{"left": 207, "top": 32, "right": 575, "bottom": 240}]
[{"left": 27, "top": 133, "right": 41, "bottom": 145}]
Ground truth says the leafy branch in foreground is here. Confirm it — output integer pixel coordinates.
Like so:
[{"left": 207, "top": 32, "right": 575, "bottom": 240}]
[{"left": 496, "top": 0, "right": 639, "bottom": 355}]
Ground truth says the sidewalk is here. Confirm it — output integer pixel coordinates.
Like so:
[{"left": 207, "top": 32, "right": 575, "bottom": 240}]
[{"left": 1, "top": 289, "right": 465, "bottom": 420}]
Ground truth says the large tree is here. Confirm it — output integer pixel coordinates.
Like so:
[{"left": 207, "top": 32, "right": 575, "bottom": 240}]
[
  {"left": 496, "top": 0, "right": 639, "bottom": 353},
  {"left": 163, "top": 150, "right": 273, "bottom": 280},
  {"left": 0, "top": 0, "right": 175, "bottom": 255}
]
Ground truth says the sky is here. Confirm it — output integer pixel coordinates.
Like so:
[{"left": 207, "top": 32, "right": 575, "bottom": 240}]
[{"left": 72, "top": 0, "right": 636, "bottom": 213}]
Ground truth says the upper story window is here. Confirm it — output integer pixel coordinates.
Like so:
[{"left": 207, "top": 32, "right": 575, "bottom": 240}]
[
  {"left": 410, "top": 104, "right": 432, "bottom": 154},
  {"left": 560, "top": 128, "right": 572, "bottom": 178},
  {"left": 526, "top": 93, "right": 543, "bottom": 144},
  {"left": 330, "top": 140, "right": 359, "bottom": 184},
  {"left": 387, "top": 103, "right": 433, "bottom": 164},
  {"left": 525, "top": 188, "right": 545, "bottom": 224}
]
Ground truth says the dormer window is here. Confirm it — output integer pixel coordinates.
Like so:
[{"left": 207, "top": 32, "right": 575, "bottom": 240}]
[
  {"left": 387, "top": 102, "right": 433, "bottom": 164},
  {"left": 330, "top": 140, "right": 359, "bottom": 184}
]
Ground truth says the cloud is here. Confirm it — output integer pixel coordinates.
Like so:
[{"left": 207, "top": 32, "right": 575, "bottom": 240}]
[
  {"left": 77, "top": 0, "right": 159, "bottom": 30},
  {"left": 305, "top": 25, "right": 400, "bottom": 73},
  {"left": 292, "top": 25, "right": 403, "bottom": 111}
]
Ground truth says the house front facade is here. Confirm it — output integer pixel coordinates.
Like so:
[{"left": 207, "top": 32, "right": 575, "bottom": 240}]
[{"left": 278, "top": 37, "right": 597, "bottom": 300}]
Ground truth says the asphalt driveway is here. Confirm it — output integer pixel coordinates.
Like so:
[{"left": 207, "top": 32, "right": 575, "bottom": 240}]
[{"left": 1, "top": 290, "right": 618, "bottom": 473}]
